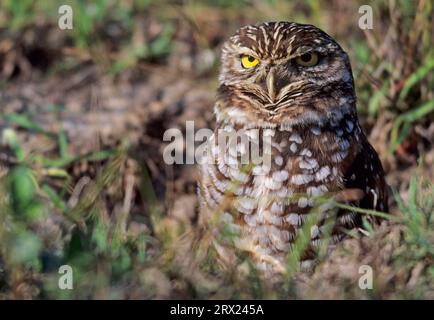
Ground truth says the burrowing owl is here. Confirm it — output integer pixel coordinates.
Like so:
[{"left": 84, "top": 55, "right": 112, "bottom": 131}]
[{"left": 198, "top": 22, "right": 387, "bottom": 274}]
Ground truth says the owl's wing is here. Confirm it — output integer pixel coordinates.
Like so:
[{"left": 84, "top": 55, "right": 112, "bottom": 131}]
[{"left": 338, "top": 139, "right": 388, "bottom": 230}]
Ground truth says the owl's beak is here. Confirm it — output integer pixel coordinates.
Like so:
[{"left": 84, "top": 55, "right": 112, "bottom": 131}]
[{"left": 266, "top": 68, "right": 276, "bottom": 102}]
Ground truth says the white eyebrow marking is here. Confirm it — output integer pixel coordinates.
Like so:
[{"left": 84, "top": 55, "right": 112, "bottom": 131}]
[
  {"left": 272, "top": 24, "right": 285, "bottom": 55},
  {"left": 260, "top": 25, "right": 269, "bottom": 51},
  {"left": 273, "top": 33, "right": 284, "bottom": 55},
  {"left": 273, "top": 24, "right": 284, "bottom": 39}
]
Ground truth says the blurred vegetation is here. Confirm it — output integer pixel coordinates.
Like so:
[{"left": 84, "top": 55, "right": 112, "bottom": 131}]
[{"left": 0, "top": 0, "right": 433, "bottom": 299}]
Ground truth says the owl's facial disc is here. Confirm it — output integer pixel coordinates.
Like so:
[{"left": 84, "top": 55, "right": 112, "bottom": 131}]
[
  {"left": 238, "top": 52, "right": 323, "bottom": 104},
  {"left": 217, "top": 21, "right": 356, "bottom": 127}
]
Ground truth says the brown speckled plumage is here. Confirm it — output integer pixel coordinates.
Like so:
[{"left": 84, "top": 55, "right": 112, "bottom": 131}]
[{"left": 198, "top": 22, "right": 388, "bottom": 274}]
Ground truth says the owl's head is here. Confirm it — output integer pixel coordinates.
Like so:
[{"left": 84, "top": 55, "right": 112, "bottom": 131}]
[{"left": 216, "top": 21, "right": 356, "bottom": 128}]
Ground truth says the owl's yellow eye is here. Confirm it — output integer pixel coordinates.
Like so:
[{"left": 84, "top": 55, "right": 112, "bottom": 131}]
[
  {"left": 295, "top": 52, "right": 319, "bottom": 67},
  {"left": 241, "top": 55, "right": 259, "bottom": 69}
]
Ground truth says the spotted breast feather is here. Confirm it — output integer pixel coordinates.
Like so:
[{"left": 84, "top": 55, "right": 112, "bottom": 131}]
[{"left": 198, "top": 113, "right": 387, "bottom": 274}]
